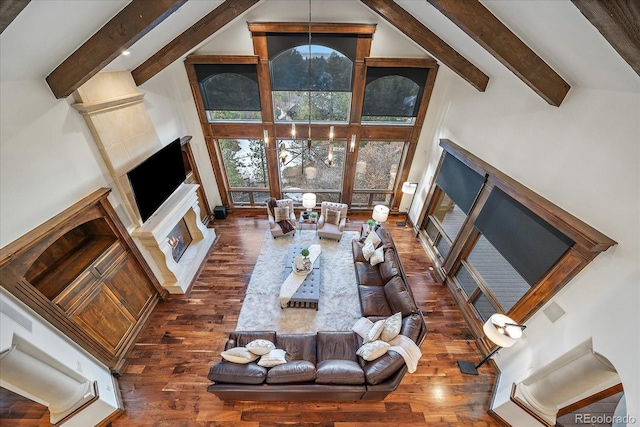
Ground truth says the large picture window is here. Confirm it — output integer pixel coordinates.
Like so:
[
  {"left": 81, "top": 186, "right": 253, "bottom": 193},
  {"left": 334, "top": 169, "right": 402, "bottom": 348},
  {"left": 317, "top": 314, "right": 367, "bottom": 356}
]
[
  {"left": 352, "top": 141, "right": 405, "bottom": 208},
  {"left": 419, "top": 140, "right": 616, "bottom": 350},
  {"left": 185, "top": 24, "right": 438, "bottom": 210}
]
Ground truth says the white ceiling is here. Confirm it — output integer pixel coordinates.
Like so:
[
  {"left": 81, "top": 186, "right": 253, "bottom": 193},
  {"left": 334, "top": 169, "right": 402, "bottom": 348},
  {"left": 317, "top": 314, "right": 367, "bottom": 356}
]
[{"left": 1, "top": 0, "right": 638, "bottom": 93}]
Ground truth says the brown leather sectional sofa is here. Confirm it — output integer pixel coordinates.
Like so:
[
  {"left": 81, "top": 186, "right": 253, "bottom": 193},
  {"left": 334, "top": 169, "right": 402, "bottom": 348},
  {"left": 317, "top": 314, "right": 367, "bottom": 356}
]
[{"left": 207, "top": 229, "right": 427, "bottom": 401}]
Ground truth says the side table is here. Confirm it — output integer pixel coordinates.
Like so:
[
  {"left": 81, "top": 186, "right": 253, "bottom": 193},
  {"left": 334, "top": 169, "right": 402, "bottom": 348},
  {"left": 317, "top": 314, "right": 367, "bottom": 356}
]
[{"left": 298, "top": 212, "right": 318, "bottom": 235}]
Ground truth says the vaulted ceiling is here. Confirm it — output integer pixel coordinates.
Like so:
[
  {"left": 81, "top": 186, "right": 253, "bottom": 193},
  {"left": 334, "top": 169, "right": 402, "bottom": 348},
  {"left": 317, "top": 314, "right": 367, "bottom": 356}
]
[{"left": 2, "top": 0, "right": 638, "bottom": 105}]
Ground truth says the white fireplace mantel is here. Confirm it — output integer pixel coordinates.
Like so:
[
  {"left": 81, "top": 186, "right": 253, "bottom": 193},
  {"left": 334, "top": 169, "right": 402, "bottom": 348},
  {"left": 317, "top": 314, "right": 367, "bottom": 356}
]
[{"left": 132, "top": 184, "right": 215, "bottom": 294}]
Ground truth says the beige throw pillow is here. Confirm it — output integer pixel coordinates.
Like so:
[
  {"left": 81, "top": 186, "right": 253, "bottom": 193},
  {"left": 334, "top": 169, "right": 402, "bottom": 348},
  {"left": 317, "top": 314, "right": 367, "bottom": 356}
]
[
  {"left": 380, "top": 312, "right": 403, "bottom": 342},
  {"left": 325, "top": 209, "right": 341, "bottom": 226},
  {"left": 257, "top": 349, "right": 288, "bottom": 367},
  {"left": 364, "top": 229, "right": 381, "bottom": 249},
  {"left": 274, "top": 206, "right": 289, "bottom": 222},
  {"left": 356, "top": 340, "right": 390, "bottom": 361},
  {"left": 365, "top": 319, "right": 386, "bottom": 343},
  {"left": 221, "top": 347, "right": 259, "bottom": 364},
  {"left": 369, "top": 246, "right": 385, "bottom": 266},
  {"left": 362, "top": 239, "right": 376, "bottom": 261},
  {"left": 246, "top": 339, "right": 276, "bottom": 356}
]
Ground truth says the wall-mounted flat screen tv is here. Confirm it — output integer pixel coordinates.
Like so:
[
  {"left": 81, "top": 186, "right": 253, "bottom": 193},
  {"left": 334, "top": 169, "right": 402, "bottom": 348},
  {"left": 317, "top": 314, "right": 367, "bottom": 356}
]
[{"left": 127, "top": 138, "right": 186, "bottom": 223}]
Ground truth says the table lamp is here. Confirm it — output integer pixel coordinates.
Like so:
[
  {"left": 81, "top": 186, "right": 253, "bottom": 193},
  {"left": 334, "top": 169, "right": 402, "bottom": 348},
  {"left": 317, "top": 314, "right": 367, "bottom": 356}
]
[
  {"left": 302, "top": 193, "right": 316, "bottom": 218},
  {"left": 372, "top": 205, "right": 390, "bottom": 230}
]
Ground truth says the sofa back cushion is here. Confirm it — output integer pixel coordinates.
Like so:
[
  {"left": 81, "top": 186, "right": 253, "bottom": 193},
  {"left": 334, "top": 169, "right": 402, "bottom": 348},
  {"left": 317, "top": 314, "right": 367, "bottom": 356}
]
[
  {"left": 401, "top": 313, "right": 424, "bottom": 343},
  {"left": 362, "top": 351, "right": 405, "bottom": 385},
  {"left": 383, "top": 277, "right": 417, "bottom": 317},
  {"left": 316, "top": 331, "right": 359, "bottom": 363},
  {"left": 276, "top": 334, "right": 317, "bottom": 364},
  {"left": 227, "top": 331, "right": 276, "bottom": 350},
  {"left": 378, "top": 249, "right": 399, "bottom": 283}
]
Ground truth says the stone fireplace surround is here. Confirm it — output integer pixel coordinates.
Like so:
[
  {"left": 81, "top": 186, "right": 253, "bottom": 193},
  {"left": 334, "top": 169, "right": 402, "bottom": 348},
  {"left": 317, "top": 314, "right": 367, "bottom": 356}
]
[{"left": 72, "top": 71, "right": 215, "bottom": 294}]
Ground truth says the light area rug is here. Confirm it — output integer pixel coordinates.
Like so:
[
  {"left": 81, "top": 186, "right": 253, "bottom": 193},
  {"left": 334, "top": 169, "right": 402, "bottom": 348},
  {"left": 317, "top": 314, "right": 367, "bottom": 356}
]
[{"left": 236, "top": 229, "right": 362, "bottom": 334}]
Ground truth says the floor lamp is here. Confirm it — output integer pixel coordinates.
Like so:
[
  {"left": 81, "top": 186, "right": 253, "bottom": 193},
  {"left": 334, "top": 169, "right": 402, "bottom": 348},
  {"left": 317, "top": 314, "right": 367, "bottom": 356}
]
[
  {"left": 396, "top": 182, "right": 418, "bottom": 227},
  {"left": 458, "top": 313, "right": 526, "bottom": 375}
]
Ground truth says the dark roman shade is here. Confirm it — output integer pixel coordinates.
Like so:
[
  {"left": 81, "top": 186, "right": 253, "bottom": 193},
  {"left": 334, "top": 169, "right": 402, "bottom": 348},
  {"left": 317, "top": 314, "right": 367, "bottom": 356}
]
[
  {"left": 362, "top": 67, "right": 429, "bottom": 118},
  {"left": 435, "top": 154, "right": 485, "bottom": 214},
  {"left": 194, "top": 64, "right": 261, "bottom": 112},
  {"left": 475, "top": 188, "right": 575, "bottom": 285}
]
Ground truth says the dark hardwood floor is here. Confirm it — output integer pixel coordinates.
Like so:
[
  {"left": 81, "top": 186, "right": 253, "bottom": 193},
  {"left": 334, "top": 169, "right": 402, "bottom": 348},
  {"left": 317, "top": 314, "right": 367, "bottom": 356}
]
[{"left": 0, "top": 213, "right": 499, "bottom": 426}]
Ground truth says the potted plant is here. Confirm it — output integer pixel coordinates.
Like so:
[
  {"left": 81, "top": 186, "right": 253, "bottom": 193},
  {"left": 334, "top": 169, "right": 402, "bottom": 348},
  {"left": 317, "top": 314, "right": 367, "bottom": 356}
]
[
  {"left": 365, "top": 218, "right": 375, "bottom": 234},
  {"left": 300, "top": 248, "right": 311, "bottom": 271},
  {"left": 309, "top": 212, "right": 318, "bottom": 222}
]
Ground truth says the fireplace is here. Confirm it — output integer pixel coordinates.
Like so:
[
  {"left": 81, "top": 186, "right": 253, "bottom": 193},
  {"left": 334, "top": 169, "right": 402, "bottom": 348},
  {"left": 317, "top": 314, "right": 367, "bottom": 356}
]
[
  {"left": 132, "top": 184, "right": 216, "bottom": 294},
  {"left": 168, "top": 219, "right": 192, "bottom": 262}
]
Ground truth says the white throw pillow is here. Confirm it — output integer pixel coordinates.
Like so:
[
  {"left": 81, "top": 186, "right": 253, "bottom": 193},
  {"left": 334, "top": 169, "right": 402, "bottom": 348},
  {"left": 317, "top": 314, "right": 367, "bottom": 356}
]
[
  {"left": 274, "top": 206, "right": 289, "bottom": 222},
  {"left": 365, "top": 319, "right": 386, "bottom": 343},
  {"left": 380, "top": 312, "right": 403, "bottom": 342},
  {"left": 352, "top": 317, "right": 374, "bottom": 339},
  {"left": 362, "top": 239, "right": 376, "bottom": 261},
  {"left": 369, "top": 246, "right": 384, "bottom": 266},
  {"left": 357, "top": 340, "right": 390, "bottom": 361},
  {"left": 257, "top": 349, "right": 287, "bottom": 367},
  {"left": 246, "top": 339, "right": 276, "bottom": 356},
  {"left": 221, "top": 347, "right": 259, "bottom": 364},
  {"left": 364, "top": 229, "right": 381, "bottom": 249}
]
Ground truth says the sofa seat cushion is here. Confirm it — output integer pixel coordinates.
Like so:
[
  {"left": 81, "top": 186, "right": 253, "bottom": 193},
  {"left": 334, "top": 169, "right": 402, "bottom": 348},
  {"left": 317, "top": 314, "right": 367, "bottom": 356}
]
[
  {"left": 208, "top": 361, "right": 267, "bottom": 384},
  {"left": 316, "top": 360, "right": 365, "bottom": 385},
  {"left": 354, "top": 262, "right": 384, "bottom": 286},
  {"left": 267, "top": 360, "right": 316, "bottom": 384},
  {"left": 358, "top": 285, "right": 393, "bottom": 317},
  {"left": 384, "top": 277, "right": 417, "bottom": 317},
  {"left": 362, "top": 351, "right": 405, "bottom": 385}
]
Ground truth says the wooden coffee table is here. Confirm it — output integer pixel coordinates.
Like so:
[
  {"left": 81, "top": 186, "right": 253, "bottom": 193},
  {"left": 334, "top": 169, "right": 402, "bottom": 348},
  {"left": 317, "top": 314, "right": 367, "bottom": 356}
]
[{"left": 282, "top": 244, "right": 321, "bottom": 310}]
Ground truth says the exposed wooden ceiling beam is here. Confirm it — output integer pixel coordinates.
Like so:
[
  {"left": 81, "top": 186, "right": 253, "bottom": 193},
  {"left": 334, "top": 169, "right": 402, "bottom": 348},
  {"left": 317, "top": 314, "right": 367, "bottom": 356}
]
[
  {"left": 0, "top": 0, "right": 31, "bottom": 34},
  {"left": 45, "top": 0, "right": 187, "bottom": 99},
  {"left": 359, "top": 0, "right": 489, "bottom": 92},
  {"left": 426, "top": 0, "right": 570, "bottom": 107},
  {"left": 132, "top": 0, "right": 260, "bottom": 86},
  {"left": 572, "top": 0, "right": 640, "bottom": 77}
]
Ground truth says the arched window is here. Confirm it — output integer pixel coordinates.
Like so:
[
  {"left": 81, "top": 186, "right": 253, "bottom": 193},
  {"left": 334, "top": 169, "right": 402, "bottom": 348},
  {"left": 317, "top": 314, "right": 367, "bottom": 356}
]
[
  {"left": 195, "top": 64, "right": 261, "bottom": 122},
  {"left": 362, "top": 67, "right": 429, "bottom": 124},
  {"left": 269, "top": 35, "right": 355, "bottom": 123}
]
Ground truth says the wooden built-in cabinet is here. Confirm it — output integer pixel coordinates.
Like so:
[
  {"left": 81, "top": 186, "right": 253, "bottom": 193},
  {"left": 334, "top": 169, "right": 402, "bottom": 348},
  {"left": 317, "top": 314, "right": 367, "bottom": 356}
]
[
  {"left": 0, "top": 188, "right": 167, "bottom": 374},
  {"left": 181, "top": 135, "right": 213, "bottom": 226}
]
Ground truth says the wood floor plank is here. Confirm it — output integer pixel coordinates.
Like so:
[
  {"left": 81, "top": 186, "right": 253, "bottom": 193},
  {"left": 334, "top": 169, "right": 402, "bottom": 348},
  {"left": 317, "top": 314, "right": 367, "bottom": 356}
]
[{"left": 0, "top": 214, "right": 499, "bottom": 426}]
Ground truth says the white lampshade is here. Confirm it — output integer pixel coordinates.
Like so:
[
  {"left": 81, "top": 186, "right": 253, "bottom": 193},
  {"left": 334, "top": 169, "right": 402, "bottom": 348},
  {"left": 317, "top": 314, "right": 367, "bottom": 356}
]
[
  {"left": 302, "top": 193, "right": 316, "bottom": 209},
  {"left": 483, "top": 313, "right": 524, "bottom": 348},
  {"left": 401, "top": 182, "right": 417, "bottom": 195},
  {"left": 372, "top": 205, "right": 390, "bottom": 223}
]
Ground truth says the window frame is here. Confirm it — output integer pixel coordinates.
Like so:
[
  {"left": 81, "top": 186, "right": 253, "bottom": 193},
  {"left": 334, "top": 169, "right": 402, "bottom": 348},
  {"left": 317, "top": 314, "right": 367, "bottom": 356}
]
[
  {"left": 184, "top": 25, "right": 439, "bottom": 211},
  {"left": 418, "top": 139, "right": 617, "bottom": 353}
]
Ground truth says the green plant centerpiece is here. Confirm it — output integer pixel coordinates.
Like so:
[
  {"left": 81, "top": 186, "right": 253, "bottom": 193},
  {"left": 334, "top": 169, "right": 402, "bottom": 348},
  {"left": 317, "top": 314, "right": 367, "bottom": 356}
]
[
  {"left": 309, "top": 211, "right": 318, "bottom": 220},
  {"left": 366, "top": 219, "right": 375, "bottom": 227},
  {"left": 300, "top": 248, "right": 312, "bottom": 271}
]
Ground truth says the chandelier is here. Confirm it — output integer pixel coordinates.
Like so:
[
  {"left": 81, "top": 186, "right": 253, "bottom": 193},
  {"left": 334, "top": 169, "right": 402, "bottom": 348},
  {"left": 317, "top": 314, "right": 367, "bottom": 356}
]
[{"left": 280, "top": 0, "right": 334, "bottom": 166}]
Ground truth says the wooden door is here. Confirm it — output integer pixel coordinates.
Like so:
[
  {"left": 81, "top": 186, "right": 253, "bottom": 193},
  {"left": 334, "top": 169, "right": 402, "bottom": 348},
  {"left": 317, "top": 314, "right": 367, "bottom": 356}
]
[
  {"left": 69, "top": 282, "right": 136, "bottom": 353},
  {"left": 103, "top": 254, "right": 155, "bottom": 319}
]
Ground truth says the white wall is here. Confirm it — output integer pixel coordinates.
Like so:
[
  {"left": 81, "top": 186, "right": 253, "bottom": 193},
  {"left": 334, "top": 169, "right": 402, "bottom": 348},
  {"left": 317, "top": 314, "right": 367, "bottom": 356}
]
[
  {"left": 1, "top": 288, "right": 120, "bottom": 425},
  {"left": 417, "top": 66, "right": 640, "bottom": 424}
]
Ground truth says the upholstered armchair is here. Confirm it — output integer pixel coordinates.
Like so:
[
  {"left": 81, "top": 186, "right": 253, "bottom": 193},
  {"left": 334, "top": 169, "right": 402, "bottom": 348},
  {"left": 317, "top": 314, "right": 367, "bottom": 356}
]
[
  {"left": 267, "top": 198, "right": 297, "bottom": 238},
  {"left": 317, "top": 202, "right": 348, "bottom": 241}
]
